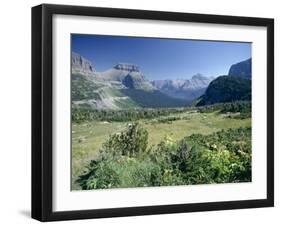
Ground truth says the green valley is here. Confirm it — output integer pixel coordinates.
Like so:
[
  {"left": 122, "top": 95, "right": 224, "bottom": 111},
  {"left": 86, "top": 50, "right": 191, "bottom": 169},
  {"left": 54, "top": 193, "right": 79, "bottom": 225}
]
[
  {"left": 72, "top": 105, "right": 251, "bottom": 189},
  {"left": 70, "top": 50, "right": 252, "bottom": 190}
]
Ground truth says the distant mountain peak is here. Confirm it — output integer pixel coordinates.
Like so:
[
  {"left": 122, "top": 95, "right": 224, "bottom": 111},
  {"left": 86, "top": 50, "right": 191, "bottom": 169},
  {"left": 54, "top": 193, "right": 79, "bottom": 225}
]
[
  {"left": 72, "top": 52, "right": 95, "bottom": 75},
  {"left": 192, "top": 73, "right": 207, "bottom": 80},
  {"left": 151, "top": 74, "right": 214, "bottom": 101},
  {"left": 114, "top": 63, "right": 140, "bottom": 72},
  {"left": 228, "top": 58, "right": 252, "bottom": 79}
]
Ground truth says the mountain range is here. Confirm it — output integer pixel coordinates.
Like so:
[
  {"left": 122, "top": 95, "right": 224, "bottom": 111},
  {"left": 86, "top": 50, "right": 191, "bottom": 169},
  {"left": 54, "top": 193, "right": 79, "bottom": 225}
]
[
  {"left": 71, "top": 52, "right": 251, "bottom": 109},
  {"left": 151, "top": 74, "right": 214, "bottom": 101},
  {"left": 71, "top": 52, "right": 193, "bottom": 109}
]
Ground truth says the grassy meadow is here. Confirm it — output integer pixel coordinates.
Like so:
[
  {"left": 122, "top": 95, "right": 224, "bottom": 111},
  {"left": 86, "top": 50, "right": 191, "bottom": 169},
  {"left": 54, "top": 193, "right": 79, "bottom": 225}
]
[{"left": 72, "top": 105, "right": 251, "bottom": 190}]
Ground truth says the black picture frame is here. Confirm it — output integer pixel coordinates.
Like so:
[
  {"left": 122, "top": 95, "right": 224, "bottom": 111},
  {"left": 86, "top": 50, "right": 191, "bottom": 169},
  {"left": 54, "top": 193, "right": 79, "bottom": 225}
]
[{"left": 32, "top": 4, "right": 274, "bottom": 222}]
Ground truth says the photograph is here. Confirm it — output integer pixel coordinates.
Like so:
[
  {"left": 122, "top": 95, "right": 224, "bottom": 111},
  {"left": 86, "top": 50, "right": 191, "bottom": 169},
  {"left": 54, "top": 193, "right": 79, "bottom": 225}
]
[
  {"left": 71, "top": 34, "right": 252, "bottom": 190},
  {"left": 30, "top": 3, "right": 274, "bottom": 221}
]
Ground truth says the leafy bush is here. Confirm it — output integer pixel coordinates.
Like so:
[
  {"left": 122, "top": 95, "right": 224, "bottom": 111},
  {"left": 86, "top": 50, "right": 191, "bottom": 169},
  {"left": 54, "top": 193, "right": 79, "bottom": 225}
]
[
  {"left": 149, "top": 116, "right": 182, "bottom": 124},
  {"left": 103, "top": 123, "right": 148, "bottom": 157},
  {"left": 77, "top": 123, "right": 251, "bottom": 189},
  {"left": 78, "top": 160, "right": 121, "bottom": 189}
]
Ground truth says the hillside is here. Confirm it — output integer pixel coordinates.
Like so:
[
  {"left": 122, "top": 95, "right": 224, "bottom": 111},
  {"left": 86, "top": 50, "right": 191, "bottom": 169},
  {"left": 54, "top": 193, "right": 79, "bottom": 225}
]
[
  {"left": 228, "top": 58, "right": 252, "bottom": 79},
  {"left": 196, "top": 75, "right": 251, "bottom": 106},
  {"left": 71, "top": 73, "right": 139, "bottom": 110},
  {"left": 120, "top": 89, "right": 189, "bottom": 108}
]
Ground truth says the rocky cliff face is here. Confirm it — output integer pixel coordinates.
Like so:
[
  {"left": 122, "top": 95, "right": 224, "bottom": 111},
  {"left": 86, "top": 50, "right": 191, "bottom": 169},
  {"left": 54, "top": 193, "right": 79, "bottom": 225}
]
[
  {"left": 122, "top": 73, "right": 146, "bottom": 89},
  {"left": 72, "top": 52, "right": 95, "bottom": 75},
  {"left": 151, "top": 73, "right": 214, "bottom": 100},
  {"left": 114, "top": 63, "right": 140, "bottom": 72},
  {"left": 101, "top": 63, "right": 154, "bottom": 90},
  {"left": 228, "top": 58, "right": 252, "bottom": 79}
]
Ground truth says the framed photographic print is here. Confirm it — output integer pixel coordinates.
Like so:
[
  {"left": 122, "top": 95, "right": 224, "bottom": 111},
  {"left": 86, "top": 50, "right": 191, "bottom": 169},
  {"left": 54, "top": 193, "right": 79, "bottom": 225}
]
[{"left": 32, "top": 4, "right": 274, "bottom": 221}]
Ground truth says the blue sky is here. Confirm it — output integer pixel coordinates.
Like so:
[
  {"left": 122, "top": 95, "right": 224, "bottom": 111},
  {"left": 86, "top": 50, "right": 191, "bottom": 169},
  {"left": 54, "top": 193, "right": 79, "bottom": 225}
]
[{"left": 72, "top": 34, "right": 251, "bottom": 80}]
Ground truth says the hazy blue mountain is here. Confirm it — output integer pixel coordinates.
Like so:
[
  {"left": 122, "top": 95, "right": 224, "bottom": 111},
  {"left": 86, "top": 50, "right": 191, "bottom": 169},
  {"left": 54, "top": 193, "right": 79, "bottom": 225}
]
[
  {"left": 151, "top": 73, "right": 214, "bottom": 101},
  {"left": 228, "top": 58, "right": 252, "bottom": 79},
  {"left": 120, "top": 89, "right": 189, "bottom": 108},
  {"left": 196, "top": 75, "right": 251, "bottom": 106}
]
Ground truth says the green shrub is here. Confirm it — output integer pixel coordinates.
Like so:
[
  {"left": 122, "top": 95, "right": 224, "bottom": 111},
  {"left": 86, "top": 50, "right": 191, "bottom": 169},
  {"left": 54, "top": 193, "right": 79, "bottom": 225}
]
[
  {"left": 78, "top": 160, "right": 121, "bottom": 189},
  {"left": 77, "top": 124, "right": 252, "bottom": 189},
  {"left": 103, "top": 123, "right": 148, "bottom": 157}
]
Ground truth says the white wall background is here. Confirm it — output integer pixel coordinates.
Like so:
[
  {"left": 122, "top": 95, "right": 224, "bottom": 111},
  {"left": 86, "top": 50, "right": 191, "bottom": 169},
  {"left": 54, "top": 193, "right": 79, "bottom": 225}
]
[{"left": 0, "top": 0, "right": 279, "bottom": 225}]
